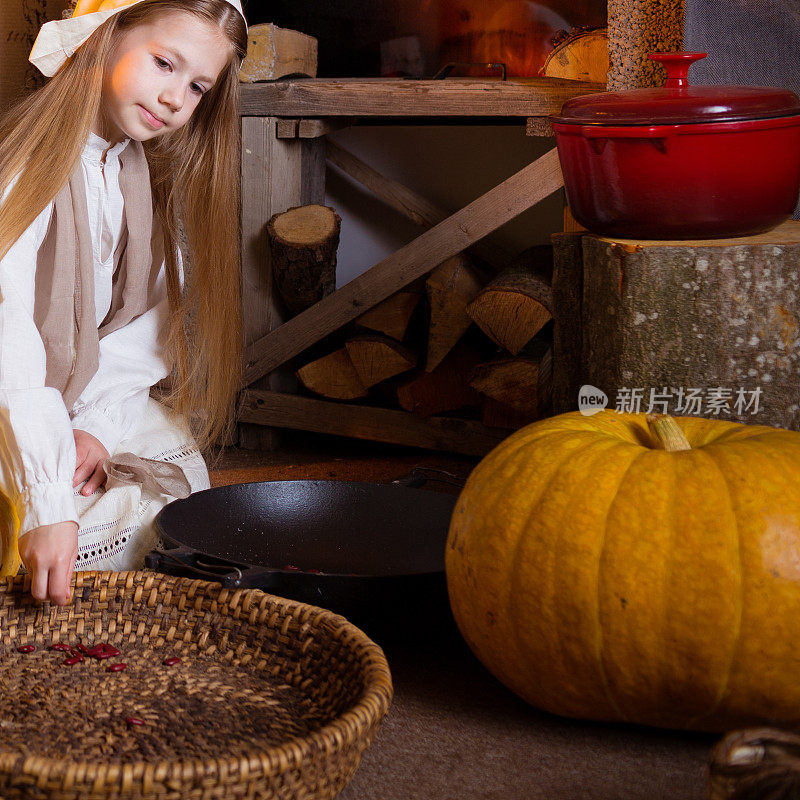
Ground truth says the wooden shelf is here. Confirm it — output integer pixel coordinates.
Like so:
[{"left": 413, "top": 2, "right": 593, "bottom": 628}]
[{"left": 240, "top": 76, "right": 604, "bottom": 118}]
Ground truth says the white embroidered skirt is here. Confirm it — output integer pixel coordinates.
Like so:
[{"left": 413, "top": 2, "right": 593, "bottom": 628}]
[{"left": 74, "top": 397, "right": 210, "bottom": 572}]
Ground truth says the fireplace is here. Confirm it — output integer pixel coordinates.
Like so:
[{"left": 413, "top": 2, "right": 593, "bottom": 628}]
[{"left": 241, "top": 0, "right": 607, "bottom": 79}]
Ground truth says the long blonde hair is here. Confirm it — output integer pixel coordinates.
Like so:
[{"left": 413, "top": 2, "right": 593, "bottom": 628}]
[{"left": 0, "top": 0, "right": 246, "bottom": 451}]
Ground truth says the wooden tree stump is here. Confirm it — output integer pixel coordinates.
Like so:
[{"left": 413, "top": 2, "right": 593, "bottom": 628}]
[
  {"left": 552, "top": 222, "right": 800, "bottom": 430},
  {"left": 267, "top": 204, "right": 341, "bottom": 316}
]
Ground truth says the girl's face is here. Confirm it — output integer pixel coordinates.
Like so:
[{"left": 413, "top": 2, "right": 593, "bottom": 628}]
[{"left": 97, "top": 11, "right": 231, "bottom": 145}]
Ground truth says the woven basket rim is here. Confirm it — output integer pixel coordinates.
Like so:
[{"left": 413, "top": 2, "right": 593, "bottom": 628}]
[{"left": 1, "top": 570, "right": 394, "bottom": 787}]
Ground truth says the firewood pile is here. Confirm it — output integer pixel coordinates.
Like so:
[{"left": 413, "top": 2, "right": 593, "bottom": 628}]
[{"left": 268, "top": 201, "right": 554, "bottom": 434}]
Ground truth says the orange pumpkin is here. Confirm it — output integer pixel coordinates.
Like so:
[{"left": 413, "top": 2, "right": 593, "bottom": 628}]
[{"left": 445, "top": 411, "right": 800, "bottom": 731}]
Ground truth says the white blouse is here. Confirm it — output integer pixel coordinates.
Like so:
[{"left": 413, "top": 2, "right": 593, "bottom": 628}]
[{"left": 0, "top": 131, "right": 173, "bottom": 535}]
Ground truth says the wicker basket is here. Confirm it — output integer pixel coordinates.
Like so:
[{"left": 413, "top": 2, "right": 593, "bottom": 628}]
[{"left": 0, "top": 571, "right": 393, "bottom": 799}]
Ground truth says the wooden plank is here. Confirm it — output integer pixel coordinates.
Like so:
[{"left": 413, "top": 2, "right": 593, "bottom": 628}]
[
  {"left": 275, "top": 118, "right": 299, "bottom": 138},
  {"left": 240, "top": 77, "right": 604, "bottom": 117},
  {"left": 238, "top": 390, "right": 508, "bottom": 457},
  {"left": 276, "top": 118, "right": 357, "bottom": 139},
  {"left": 326, "top": 140, "right": 511, "bottom": 270},
  {"left": 239, "top": 116, "right": 325, "bottom": 448},
  {"left": 242, "top": 147, "right": 564, "bottom": 385},
  {"left": 299, "top": 118, "right": 355, "bottom": 138},
  {"left": 300, "top": 138, "right": 326, "bottom": 205}
]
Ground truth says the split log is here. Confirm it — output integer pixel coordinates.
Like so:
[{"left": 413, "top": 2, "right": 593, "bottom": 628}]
[
  {"left": 296, "top": 348, "right": 367, "bottom": 401},
  {"left": 345, "top": 335, "right": 416, "bottom": 388},
  {"left": 469, "top": 340, "right": 553, "bottom": 417},
  {"left": 426, "top": 254, "right": 484, "bottom": 371},
  {"left": 397, "top": 343, "right": 482, "bottom": 417},
  {"left": 466, "top": 264, "right": 552, "bottom": 355},
  {"left": 355, "top": 290, "right": 421, "bottom": 341},
  {"left": 267, "top": 204, "right": 341, "bottom": 316},
  {"left": 542, "top": 28, "right": 609, "bottom": 84},
  {"left": 239, "top": 23, "right": 318, "bottom": 82}
]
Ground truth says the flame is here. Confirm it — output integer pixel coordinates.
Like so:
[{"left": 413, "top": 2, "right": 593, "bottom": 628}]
[{"left": 438, "top": 0, "right": 571, "bottom": 77}]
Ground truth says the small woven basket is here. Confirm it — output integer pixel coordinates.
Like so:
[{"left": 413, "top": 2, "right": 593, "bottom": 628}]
[{"left": 0, "top": 571, "right": 393, "bottom": 800}]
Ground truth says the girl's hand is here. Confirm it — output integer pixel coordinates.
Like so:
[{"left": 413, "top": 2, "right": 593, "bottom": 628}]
[
  {"left": 73, "top": 429, "right": 110, "bottom": 495},
  {"left": 18, "top": 522, "right": 78, "bottom": 606}
]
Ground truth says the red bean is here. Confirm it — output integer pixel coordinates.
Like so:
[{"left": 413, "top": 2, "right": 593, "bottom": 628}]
[
  {"left": 283, "top": 564, "right": 301, "bottom": 571},
  {"left": 86, "top": 643, "right": 120, "bottom": 659},
  {"left": 162, "top": 657, "right": 181, "bottom": 666},
  {"left": 63, "top": 656, "right": 83, "bottom": 666},
  {"left": 51, "top": 643, "right": 71, "bottom": 652},
  {"left": 125, "top": 717, "right": 144, "bottom": 727},
  {"left": 108, "top": 662, "right": 127, "bottom": 672},
  {"left": 75, "top": 643, "right": 91, "bottom": 655},
  {"left": 17, "top": 645, "right": 36, "bottom": 653}
]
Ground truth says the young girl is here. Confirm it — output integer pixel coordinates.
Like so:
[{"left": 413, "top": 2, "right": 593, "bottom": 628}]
[{"left": 0, "top": 0, "right": 248, "bottom": 606}]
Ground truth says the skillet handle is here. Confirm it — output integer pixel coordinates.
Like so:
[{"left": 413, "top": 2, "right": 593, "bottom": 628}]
[{"left": 144, "top": 547, "right": 278, "bottom": 589}]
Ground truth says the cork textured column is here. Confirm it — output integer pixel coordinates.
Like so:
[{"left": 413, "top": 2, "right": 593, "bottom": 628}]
[{"left": 607, "top": 0, "right": 686, "bottom": 90}]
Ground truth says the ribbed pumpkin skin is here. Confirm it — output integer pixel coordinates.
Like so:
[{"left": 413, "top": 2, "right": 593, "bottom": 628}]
[{"left": 445, "top": 411, "right": 800, "bottom": 732}]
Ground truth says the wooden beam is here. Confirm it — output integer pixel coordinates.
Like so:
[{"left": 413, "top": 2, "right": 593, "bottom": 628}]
[
  {"left": 299, "top": 118, "right": 355, "bottom": 138},
  {"left": 240, "top": 77, "right": 604, "bottom": 118},
  {"left": 326, "top": 139, "right": 512, "bottom": 269},
  {"left": 239, "top": 116, "right": 325, "bottom": 448},
  {"left": 238, "top": 390, "right": 507, "bottom": 456},
  {"left": 242, "top": 147, "right": 564, "bottom": 385}
]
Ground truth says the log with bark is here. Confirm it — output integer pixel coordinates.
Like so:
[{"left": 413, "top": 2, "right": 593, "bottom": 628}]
[
  {"left": 466, "top": 258, "right": 552, "bottom": 355},
  {"left": 542, "top": 28, "right": 609, "bottom": 84},
  {"left": 267, "top": 204, "right": 341, "bottom": 316}
]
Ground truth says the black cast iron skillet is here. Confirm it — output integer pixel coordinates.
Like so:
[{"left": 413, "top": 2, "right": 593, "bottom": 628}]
[{"left": 145, "top": 473, "right": 461, "bottom": 634}]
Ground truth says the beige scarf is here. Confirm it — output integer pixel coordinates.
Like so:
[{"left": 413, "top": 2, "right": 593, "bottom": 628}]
[{"left": 33, "top": 138, "right": 166, "bottom": 409}]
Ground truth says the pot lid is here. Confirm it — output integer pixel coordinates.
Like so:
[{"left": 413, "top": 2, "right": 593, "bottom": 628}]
[{"left": 551, "top": 53, "right": 800, "bottom": 125}]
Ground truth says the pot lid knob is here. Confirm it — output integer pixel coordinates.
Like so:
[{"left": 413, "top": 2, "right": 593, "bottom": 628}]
[{"left": 649, "top": 52, "right": 707, "bottom": 88}]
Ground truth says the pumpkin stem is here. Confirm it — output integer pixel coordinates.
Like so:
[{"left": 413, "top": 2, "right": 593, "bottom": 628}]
[{"left": 646, "top": 414, "right": 691, "bottom": 452}]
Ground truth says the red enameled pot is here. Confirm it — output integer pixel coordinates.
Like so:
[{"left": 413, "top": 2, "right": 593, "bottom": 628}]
[{"left": 550, "top": 52, "right": 800, "bottom": 239}]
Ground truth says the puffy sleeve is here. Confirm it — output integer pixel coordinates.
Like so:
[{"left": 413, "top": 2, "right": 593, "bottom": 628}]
[
  {"left": 68, "top": 248, "right": 177, "bottom": 455},
  {"left": 0, "top": 198, "right": 79, "bottom": 535}
]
